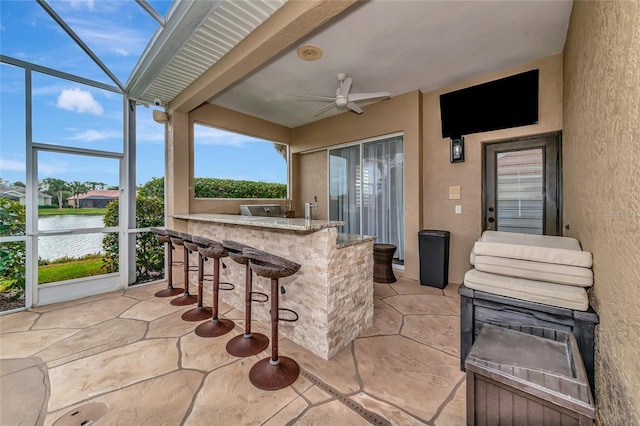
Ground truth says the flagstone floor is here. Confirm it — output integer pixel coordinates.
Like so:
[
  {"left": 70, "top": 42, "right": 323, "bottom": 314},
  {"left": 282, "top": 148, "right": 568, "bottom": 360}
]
[{"left": 0, "top": 277, "right": 465, "bottom": 425}]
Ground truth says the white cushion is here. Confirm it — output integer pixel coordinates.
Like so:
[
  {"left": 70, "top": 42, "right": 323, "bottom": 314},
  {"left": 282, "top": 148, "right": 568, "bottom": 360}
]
[
  {"left": 473, "top": 231, "right": 593, "bottom": 268},
  {"left": 464, "top": 269, "right": 589, "bottom": 311},
  {"left": 472, "top": 255, "right": 593, "bottom": 287}
]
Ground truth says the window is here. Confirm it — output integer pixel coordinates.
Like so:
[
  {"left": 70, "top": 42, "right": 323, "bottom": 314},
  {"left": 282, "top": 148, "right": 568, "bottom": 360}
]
[
  {"left": 329, "top": 134, "right": 404, "bottom": 262},
  {"left": 193, "top": 124, "right": 287, "bottom": 199}
]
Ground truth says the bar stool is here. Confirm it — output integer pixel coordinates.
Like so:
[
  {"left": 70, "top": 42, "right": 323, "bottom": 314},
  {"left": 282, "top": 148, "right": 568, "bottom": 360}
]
[
  {"left": 223, "top": 240, "right": 269, "bottom": 357},
  {"left": 165, "top": 229, "right": 198, "bottom": 306},
  {"left": 150, "top": 227, "right": 184, "bottom": 297},
  {"left": 244, "top": 248, "right": 301, "bottom": 391},
  {"left": 195, "top": 241, "right": 235, "bottom": 337},
  {"left": 181, "top": 236, "right": 215, "bottom": 321}
]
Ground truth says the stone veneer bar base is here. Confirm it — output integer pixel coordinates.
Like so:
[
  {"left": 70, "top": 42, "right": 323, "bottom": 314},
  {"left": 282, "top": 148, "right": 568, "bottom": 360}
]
[{"left": 185, "top": 219, "right": 374, "bottom": 360}]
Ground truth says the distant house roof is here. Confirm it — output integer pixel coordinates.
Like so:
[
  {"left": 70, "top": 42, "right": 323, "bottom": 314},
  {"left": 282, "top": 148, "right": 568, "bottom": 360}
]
[
  {"left": 0, "top": 185, "right": 52, "bottom": 199},
  {"left": 67, "top": 189, "right": 119, "bottom": 201}
]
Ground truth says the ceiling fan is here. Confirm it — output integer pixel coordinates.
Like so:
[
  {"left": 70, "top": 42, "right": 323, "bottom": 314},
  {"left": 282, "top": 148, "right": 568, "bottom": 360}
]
[{"left": 298, "top": 73, "right": 390, "bottom": 116}]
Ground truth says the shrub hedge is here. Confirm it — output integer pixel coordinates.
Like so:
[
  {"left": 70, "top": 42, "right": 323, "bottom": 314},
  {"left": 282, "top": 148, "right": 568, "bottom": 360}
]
[
  {"left": 138, "top": 177, "right": 286, "bottom": 199},
  {"left": 0, "top": 198, "right": 26, "bottom": 294}
]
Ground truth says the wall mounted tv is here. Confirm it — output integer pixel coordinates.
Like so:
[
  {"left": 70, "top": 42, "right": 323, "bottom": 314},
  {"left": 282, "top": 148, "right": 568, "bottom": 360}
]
[{"left": 440, "top": 69, "right": 539, "bottom": 138}]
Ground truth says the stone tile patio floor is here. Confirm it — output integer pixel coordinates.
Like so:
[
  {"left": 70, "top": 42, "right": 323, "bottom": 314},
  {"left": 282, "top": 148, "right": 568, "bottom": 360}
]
[{"left": 0, "top": 277, "right": 465, "bottom": 425}]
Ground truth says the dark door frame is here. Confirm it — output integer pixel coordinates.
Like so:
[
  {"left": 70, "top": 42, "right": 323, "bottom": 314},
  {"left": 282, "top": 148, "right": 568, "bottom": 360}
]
[{"left": 482, "top": 132, "right": 562, "bottom": 235}]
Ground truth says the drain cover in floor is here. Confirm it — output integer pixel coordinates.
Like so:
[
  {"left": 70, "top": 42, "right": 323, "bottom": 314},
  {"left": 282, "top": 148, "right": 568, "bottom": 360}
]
[{"left": 53, "top": 402, "right": 107, "bottom": 426}]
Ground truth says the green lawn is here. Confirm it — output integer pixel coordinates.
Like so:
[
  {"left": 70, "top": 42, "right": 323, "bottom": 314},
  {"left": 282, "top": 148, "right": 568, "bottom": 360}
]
[
  {"left": 38, "top": 258, "right": 108, "bottom": 284},
  {"left": 38, "top": 208, "right": 107, "bottom": 216}
]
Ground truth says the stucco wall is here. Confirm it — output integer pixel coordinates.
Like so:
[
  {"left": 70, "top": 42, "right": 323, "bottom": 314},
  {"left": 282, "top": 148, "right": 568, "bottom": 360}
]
[
  {"left": 291, "top": 90, "right": 422, "bottom": 279},
  {"left": 563, "top": 1, "right": 640, "bottom": 424},
  {"left": 422, "top": 54, "right": 564, "bottom": 284},
  {"left": 293, "top": 150, "right": 328, "bottom": 220}
]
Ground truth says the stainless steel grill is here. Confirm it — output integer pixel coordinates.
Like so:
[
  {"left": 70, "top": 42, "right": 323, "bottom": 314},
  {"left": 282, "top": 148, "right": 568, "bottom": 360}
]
[{"left": 239, "top": 204, "right": 283, "bottom": 217}]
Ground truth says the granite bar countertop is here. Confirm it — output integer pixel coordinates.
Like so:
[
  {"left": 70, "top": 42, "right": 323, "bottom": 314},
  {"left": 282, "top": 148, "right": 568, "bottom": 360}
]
[
  {"left": 172, "top": 213, "right": 344, "bottom": 232},
  {"left": 336, "top": 233, "right": 376, "bottom": 248}
]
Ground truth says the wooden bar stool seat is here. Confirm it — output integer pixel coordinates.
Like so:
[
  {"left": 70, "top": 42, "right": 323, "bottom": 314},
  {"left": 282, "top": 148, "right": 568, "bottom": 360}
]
[
  {"left": 194, "top": 241, "right": 236, "bottom": 338},
  {"left": 223, "top": 240, "right": 269, "bottom": 357},
  {"left": 165, "top": 230, "right": 198, "bottom": 306},
  {"left": 150, "top": 227, "right": 184, "bottom": 297},
  {"left": 244, "top": 248, "right": 301, "bottom": 391}
]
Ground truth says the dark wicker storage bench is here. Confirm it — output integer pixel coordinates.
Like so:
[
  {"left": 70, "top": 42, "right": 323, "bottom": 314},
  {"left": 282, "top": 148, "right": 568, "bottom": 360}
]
[{"left": 459, "top": 284, "right": 599, "bottom": 392}]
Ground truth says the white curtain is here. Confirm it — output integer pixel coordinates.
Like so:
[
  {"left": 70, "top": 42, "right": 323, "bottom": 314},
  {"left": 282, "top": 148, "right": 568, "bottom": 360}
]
[
  {"left": 329, "top": 146, "right": 360, "bottom": 234},
  {"left": 329, "top": 136, "right": 404, "bottom": 261},
  {"left": 362, "top": 136, "right": 404, "bottom": 260}
]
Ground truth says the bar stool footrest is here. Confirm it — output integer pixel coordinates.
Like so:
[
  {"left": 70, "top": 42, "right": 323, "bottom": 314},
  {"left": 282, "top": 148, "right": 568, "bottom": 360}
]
[
  {"left": 251, "top": 291, "right": 269, "bottom": 303},
  {"left": 277, "top": 308, "right": 298, "bottom": 322},
  {"left": 220, "top": 282, "right": 235, "bottom": 291}
]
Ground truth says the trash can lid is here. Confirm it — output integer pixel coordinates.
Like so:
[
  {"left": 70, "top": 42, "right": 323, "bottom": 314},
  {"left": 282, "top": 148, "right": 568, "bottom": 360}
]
[
  {"left": 465, "top": 325, "right": 595, "bottom": 417},
  {"left": 418, "top": 230, "right": 450, "bottom": 237}
]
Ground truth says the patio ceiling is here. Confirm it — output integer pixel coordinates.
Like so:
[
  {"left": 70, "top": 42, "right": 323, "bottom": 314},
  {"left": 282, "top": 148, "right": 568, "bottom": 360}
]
[{"left": 130, "top": 0, "right": 573, "bottom": 128}]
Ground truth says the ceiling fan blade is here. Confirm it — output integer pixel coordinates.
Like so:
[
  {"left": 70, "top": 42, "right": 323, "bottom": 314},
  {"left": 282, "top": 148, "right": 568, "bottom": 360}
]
[
  {"left": 314, "top": 102, "right": 337, "bottom": 116},
  {"left": 297, "top": 95, "right": 337, "bottom": 102},
  {"left": 338, "top": 77, "right": 352, "bottom": 98},
  {"left": 348, "top": 91, "right": 391, "bottom": 102},
  {"left": 347, "top": 102, "right": 363, "bottom": 114}
]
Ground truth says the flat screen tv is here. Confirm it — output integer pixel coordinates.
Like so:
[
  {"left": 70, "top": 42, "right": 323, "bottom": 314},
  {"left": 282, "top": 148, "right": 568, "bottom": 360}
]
[{"left": 440, "top": 69, "right": 539, "bottom": 138}]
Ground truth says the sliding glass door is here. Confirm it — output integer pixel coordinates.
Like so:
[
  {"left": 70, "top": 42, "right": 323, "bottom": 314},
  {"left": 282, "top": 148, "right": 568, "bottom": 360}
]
[{"left": 329, "top": 134, "right": 404, "bottom": 262}]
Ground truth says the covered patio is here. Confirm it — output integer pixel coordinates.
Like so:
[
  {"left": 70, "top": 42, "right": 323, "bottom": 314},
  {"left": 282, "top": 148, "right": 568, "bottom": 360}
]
[
  {"left": 1, "top": 278, "right": 464, "bottom": 425},
  {"left": 1, "top": 1, "right": 639, "bottom": 424}
]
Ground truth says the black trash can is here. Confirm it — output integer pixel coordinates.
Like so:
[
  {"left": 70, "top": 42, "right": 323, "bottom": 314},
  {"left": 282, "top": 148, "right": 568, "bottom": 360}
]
[{"left": 418, "top": 230, "right": 450, "bottom": 288}]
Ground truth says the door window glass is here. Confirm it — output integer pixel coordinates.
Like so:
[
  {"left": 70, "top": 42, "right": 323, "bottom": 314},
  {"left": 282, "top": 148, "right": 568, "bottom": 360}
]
[
  {"left": 329, "top": 135, "right": 404, "bottom": 262},
  {"left": 496, "top": 148, "right": 544, "bottom": 234}
]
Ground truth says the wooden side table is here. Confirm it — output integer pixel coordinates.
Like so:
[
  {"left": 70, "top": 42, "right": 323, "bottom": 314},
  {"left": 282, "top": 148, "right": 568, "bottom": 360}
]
[{"left": 373, "top": 243, "right": 397, "bottom": 283}]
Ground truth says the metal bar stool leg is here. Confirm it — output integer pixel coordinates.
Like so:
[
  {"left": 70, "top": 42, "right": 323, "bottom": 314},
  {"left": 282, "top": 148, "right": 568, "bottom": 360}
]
[
  {"left": 182, "top": 249, "right": 213, "bottom": 321},
  {"left": 171, "top": 244, "right": 198, "bottom": 306},
  {"left": 248, "top": 277, "right": 299, "bottom": 391},
  {"left": 226, "top": 262, "right": 269, "bottom": 356},
  {"left": 195, "top": 256, "right": 234, "bottom": 337},
  {"left": 152, "top": 229, "right": 184, "bottom": 297}
]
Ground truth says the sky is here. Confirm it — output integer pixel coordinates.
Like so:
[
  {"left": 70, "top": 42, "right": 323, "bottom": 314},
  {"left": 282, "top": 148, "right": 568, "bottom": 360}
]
[{"left": 0, "top": 0, "right": 287, "bottom": 189}]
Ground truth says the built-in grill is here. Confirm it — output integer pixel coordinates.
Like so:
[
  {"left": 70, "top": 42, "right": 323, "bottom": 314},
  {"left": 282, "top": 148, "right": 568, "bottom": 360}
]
[{"left": 239, "top": 204, "right": 284, "bottom": 217}]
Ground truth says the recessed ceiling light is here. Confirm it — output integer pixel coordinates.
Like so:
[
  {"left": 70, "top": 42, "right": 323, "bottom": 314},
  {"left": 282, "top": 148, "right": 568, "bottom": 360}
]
[{"left": 297, "top": 45, "right": 323, "bottom": 61}]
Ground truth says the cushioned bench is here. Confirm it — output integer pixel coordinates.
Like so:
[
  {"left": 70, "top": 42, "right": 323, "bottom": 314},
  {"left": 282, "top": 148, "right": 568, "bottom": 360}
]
[
  {"left": 464, "top": 269, "right": 589, "bottom": 311},
  {"left": 472, "top": 231, "right": 593, "bottom": 267},
  {"left": 470, "top": 254, "right": 593, "bottom": 287}
]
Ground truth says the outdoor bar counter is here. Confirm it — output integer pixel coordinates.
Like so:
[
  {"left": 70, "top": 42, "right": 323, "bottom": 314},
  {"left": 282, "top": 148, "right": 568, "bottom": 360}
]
[{"left": 172, "top": 213, "right": 376, "bottom": 359}]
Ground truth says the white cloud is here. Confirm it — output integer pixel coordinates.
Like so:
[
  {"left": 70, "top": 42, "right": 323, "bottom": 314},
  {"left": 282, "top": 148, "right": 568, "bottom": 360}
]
[
  {"left": 66, "top": 0, "right": 96, "bottom": 11},
  {"left": 57, "top": 88, "right": 104, "bottom": 115},
  {"left": 0, "top": 159, "right": 26, "bottom": 172},
  {"left": 194, "top": 126, "right": 262, "bottom": 147},
  {"left": 66, "top": 129, "right": 121, "bottom": 142}
]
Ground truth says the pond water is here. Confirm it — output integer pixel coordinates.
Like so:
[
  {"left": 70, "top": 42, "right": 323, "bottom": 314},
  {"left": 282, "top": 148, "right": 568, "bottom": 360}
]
[{"left": 38, "top": 215, "right": 107, "bottom": 261}]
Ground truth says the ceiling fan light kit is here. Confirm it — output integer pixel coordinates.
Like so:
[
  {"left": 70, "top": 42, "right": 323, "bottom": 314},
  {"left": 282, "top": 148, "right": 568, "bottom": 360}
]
[{"left": 297, "top": 73, "right": 391, "bottom": 116}]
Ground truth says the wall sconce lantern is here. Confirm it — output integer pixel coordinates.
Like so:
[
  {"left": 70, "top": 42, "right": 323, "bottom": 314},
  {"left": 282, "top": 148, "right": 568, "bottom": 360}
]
[{"left": 450, "top": 137, "right": 465, "bottom": 163}]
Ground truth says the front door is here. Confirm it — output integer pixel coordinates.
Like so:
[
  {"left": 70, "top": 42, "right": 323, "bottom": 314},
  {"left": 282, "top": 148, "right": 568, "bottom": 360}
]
[{"left": 483, "top": 133, "right": 561, "bottom": 235}]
